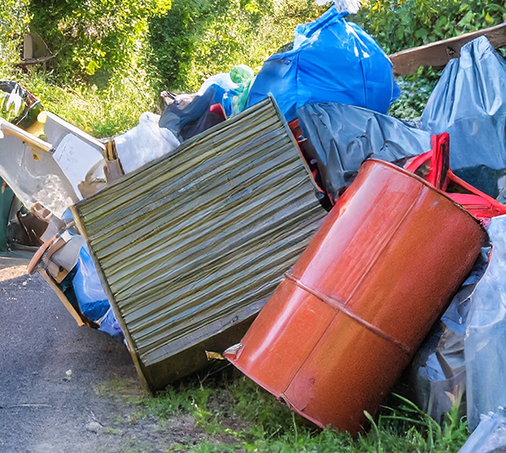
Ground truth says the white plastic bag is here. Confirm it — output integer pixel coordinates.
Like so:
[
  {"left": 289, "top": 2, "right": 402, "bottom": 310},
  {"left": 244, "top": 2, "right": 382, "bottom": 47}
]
[
  {"left": 115, "top": 112, "right": 180, "bottom": 174},
  {"left": 314, "top": 0, "right": 361, "bottom": 14}
]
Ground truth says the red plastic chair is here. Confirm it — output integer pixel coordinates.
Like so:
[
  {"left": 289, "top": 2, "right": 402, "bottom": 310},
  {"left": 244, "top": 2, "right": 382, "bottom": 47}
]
[{"left": 405, "top": 133, "right": 506, "bottom": 223}]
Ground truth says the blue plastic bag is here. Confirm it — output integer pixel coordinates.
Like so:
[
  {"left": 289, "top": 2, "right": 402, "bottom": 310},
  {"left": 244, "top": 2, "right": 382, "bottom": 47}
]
[
  {"left": 72, "top": 246, "right": 110, "bottom": 323},
  {"left": 247, "top": 6, "right": 400, "bottom": 122}
]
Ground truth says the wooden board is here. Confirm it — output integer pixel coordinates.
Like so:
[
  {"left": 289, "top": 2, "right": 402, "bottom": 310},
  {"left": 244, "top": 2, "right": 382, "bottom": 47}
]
[{"left": 390, "top": 22, "right": 506, "bottom": 76}]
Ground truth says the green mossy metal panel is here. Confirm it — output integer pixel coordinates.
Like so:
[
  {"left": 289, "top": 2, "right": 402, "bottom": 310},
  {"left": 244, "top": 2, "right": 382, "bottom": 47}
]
[{"left": 72, "top": 98, "right": 327, "bottom": 389}]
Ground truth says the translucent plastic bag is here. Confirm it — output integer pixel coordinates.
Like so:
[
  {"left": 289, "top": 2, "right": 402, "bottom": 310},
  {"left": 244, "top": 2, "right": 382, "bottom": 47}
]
[
  {"left": 458, "top": 411, "right": 506, "bottom": 453},
  {"left": 247, "top": 6, "right": 399, "bottom": 122},
  {"left": 465, "top": 215, "right": 506, "bottom": 430},
  {"left": 72, "top": 245, "right": 110, "bottom": 322}
]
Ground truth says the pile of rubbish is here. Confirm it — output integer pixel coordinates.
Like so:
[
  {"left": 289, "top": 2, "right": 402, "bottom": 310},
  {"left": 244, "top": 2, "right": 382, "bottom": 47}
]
[{"left": 2, "top": 3, "right": 506, "bottom": 450}]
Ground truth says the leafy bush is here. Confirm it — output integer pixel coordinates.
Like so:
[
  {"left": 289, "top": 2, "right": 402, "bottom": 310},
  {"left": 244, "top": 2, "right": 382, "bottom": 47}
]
[
  {"left": 27, "top": 0, "right": 171, "bottom": 84},
  {"left": 148, "top": 0, "right": 325, "bottom": 92},
  {"left": 0, "top": 0, "right": 31, "bottom": 77},
  {"left": 353, "top": 0, "right": 506, "bottom": 54}
]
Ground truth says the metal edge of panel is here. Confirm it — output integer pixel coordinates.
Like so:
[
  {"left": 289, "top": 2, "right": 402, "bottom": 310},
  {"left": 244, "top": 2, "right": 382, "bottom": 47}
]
[
  {"left": 70, "top": 204, "right": 152, "bottom": 392},
  {"left": 267, "top": 96, "right": 323, "bottom": 194},
  {"left": 74, "top": 98, "right": 279, "bottom": 213},
  {"left": 140, "top": 314, "right": 258, "bottom": 390}
]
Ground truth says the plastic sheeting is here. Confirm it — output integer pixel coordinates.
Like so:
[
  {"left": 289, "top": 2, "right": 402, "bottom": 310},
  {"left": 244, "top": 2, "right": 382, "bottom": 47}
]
[
  {"left": 421, "top": 36, "right": 506, "bottom": 198},
  {"left": 458, "top": 412, "right": 506, "bottom": 453},
  {"left": 297, "top": 102, "right": 431, "bottom": 203},
  {"left": 246, "top": 6, "right": 400, "bottom": 123},
  {"left": 466, "top": 215, "right": 506, "bottom": 430}
]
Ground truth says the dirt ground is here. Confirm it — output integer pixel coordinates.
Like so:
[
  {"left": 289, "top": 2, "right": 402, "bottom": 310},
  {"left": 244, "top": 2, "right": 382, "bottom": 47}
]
[{"left": 0, "top": 251, "right": 215, "bottom": 453}]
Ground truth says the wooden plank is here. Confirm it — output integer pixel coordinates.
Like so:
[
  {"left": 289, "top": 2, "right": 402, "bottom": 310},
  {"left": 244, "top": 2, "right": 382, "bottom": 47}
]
[
  {"left": 390, "top": 22, "right": 506, "bottom": 76},
  {"left": 38, "top": 268, "right": 85, "bottom": 327}
]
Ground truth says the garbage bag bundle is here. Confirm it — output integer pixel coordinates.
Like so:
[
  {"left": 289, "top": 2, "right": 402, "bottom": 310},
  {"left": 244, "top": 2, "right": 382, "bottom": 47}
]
[
  {"left": 197, "top": 65, "right": 255, "bottom": 117},
  {"left": 247, "top": 6, "right": 400, "bottom": 122},
  {"left": 421, "top": 36, "right": 506, "bottom": 198},
  {"left": 298, "top": 102, "right": 430, "bottom": 203}
]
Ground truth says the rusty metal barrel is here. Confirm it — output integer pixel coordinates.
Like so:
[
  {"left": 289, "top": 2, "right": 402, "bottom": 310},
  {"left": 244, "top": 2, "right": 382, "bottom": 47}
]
[{"left": 224, "top": 159, "right": 486, "bottom": 434}]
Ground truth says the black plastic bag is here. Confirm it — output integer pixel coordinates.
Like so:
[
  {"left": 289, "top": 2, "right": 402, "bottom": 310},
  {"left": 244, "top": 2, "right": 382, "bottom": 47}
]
[{"left": 159, "top": 85, "right": 226, "bottom": 142}]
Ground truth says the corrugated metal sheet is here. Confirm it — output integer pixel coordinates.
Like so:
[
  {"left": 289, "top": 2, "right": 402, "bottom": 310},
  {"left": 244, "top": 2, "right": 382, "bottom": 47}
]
[{"left": 72, "top": 98, "right": 327, "bottom": 389}]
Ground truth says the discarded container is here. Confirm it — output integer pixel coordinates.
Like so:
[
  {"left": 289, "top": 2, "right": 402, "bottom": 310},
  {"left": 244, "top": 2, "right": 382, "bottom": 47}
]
[
  {"left": 225, "top": 159, "right": 486, "bottom": 434},
  {"left": 70, "top": 98, "right": 327, "bottom": 391},
  {"left": 0, "top": 178, "right": 14, "bottom": 251},
  {"left": 405, "top": 134, "right": 506, "bottom": 222},
  {"left": 0, "top": 117, "right": 75, "bottom": 220}
]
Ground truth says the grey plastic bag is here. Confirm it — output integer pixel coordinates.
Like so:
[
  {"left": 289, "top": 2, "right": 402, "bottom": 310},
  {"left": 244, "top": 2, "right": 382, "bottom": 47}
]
[
  {"left": 466, "top": 215, "right": 506, "bottom": 430},
  {"left": 421, "top": 36, "right": 506, "bottom": 198},
  {"left": 298, "top": 102, "right": 430, "bottom": 203}
]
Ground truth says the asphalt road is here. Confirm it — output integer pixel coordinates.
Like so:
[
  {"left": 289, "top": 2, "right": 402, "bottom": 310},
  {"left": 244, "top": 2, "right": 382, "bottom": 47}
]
[{"left": 0, "top": 251, "right": 142, "bottom": 453}]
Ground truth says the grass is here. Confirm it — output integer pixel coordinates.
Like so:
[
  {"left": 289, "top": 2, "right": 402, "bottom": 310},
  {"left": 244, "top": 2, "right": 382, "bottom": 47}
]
[
  {"left": 4, "top": 67, "right": 159, "bottom": 139},
  {"left": 105, "top": 369, "right": 469, "bottom": 453}
]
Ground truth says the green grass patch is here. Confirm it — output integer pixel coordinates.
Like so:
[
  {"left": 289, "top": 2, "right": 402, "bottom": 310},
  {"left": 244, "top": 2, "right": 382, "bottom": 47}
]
[
  {"left": 13, "top": 68, "right": 158, "bottom": 138},
  {"left": 111, "top": 369, "right": 469, "bottom": 453}
]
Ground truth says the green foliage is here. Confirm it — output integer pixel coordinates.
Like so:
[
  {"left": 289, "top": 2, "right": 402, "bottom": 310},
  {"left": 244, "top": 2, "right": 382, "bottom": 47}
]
[
  {"left": 27, "top": 0, "right": 171, "bottom": 83},
  {"left": 389, "top": 68, "right": 441, "bottom": 120},
  {"left": 353, "top": 0, "right": 506, "bottom": 54},
  {"left": 0, "top": 0, "right": 31, "bottom": 76},
  {"left": 148, "top": 0, "right": 325, "bottom": 92}
]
